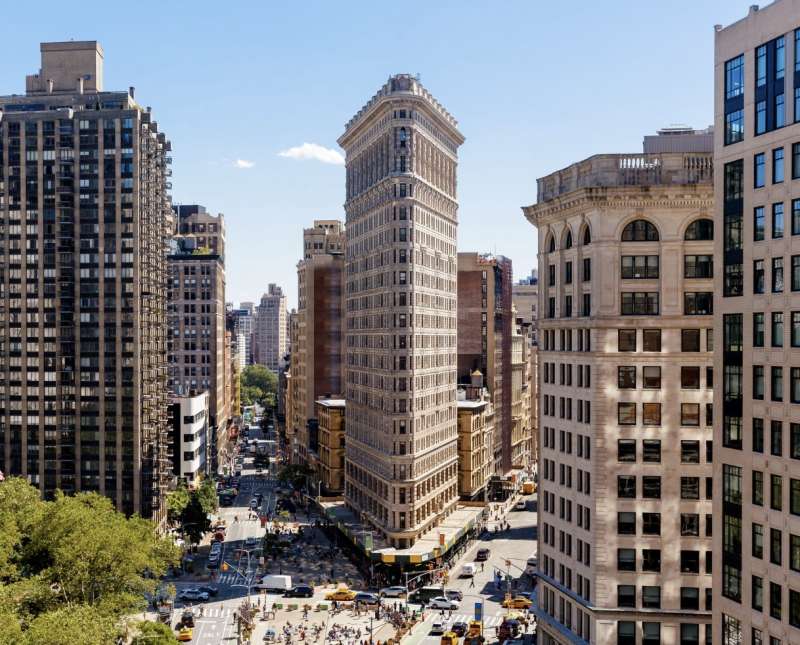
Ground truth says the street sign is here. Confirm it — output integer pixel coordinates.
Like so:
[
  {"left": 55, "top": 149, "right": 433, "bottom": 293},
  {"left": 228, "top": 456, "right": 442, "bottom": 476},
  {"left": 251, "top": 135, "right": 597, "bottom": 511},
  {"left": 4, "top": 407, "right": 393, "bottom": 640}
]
[{"left": 474, "top": 601, "right": 482, "bottom": 621}]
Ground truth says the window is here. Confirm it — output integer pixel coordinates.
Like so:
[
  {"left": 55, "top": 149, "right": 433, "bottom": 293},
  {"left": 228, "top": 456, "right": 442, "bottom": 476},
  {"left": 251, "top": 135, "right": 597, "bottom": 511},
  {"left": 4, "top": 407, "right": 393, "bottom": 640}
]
[
  {"left": 793, "top": 256, "right": 800, "bottom": 290},
  {"left": 770, "top": 582, "right": 782, "bottom": 620},
  {"left": 726, "top": 109, "right": 745, "bottom": 144},
  {"left": 681, "top": 477, "right": 700, "bottom": 500},
  {"left": 617, "top": 584, "right": 635, "bottom": 608},
  {"left": 621, "top": 220, "right": 658, "bottom": 241},
  {"left": 548, "top": 264, "right": 556, "bottom": 287},
  {"left": 794, "top": 368, "right": 800, "bottom": 403},
  {"left": 680, "top": 550, "right": 700, "bottom": 574},
  {"left": 643, "top": 403, "right": 661, "bottom": 426},
  {"left": 621, "top": 292, "right": 659, "bottom": 315},
  {"left": 642, "top": 513, "right": 660, "bottom": 535},
  {"left": 618, "top": 366, "right": 636, "bottom": 389},
  {"left": 642, "top": 440, "right": 661, "bottom": 463},
  {"left": 565, "top": 261, "right": 573, "bottom": 284},
  {"left": 582, "top": 257, "right": 591, "bottom": 282},
  {"left": 643, "top": 329, "right": 661, "bottom": 351},
  {"left": 792, "top": 423, "right": 800, "bottom": 459},
  {"left": 618, "top": 403, "right": 636, "bottom": 426},
  {"left": 794, "top": 146, "right": 800, "bottom": 181},
  {"left": 621, "top": 255, "right": 659, "bottom": 279},
  {"left": 753, "top": 471, "right": 764, "bottom": 506},
  {"left": 774, "top": 148, "right": 785, "bottom": 183},
  {"left": 684, "top": 292, "right": 713, "bottom": 315},
  {"left": 681, "top": 403, "right": 700, "bottom": 426},
  {"left": 642, "top": 623, "right": 660, "bottom": 645},
  {"left": 643, "top": 366, "right": 661, "bottom": 389},
  {"left": 791, "top": 479, "right": 800, "bottom": 515},
  {"left": 753, "top": 418, "right": 764, "bottom": 453},
  {"left": 582, "top": 226, "right": 591, "bottom": 245},
  {"left": 777, "top": 35, "right": 786, "bottom": 78},
  {"left": 793, "top": 312, "right": 800, "bottom": 346},
  {"left": 753, "top": 523, "right": 764, "bottom": 558},
  {"left": 642, "top": 586, "right": 660, "bottom": 609},
  {"left": 642, "top": 549, "right": 661, "bottom": 572},
  {"left": 772, "top": 366, "right": 784, "bottom": 401},
  {"left": 757, "top": 100, "right": 767, "bottom": 134},
  {"left": 681, "top": 366, "right": 700, "bottom": 389},
  {"left": 771, "top": 476, "right": 783, "bottom": 512},
  {"left": 617, "top": 439, "right": 636, "bottom": 462},
  {"left": 617, "top": 548, "right": 635, "bottom": 571},
  {"left": 772, "top": 312, "right": 784, "bottom": 347},
  {"left": 754, "top": 259, "right": 765, "bottom": 293},
  {"left": 773, "top": 202, "right": 785, "bottom": 238},
  {"left": 754, "top": 207, "right": 765, "bottom": 242},
  {"left": 755, "top": 153, "right": 766, "bottom": 188},
  {"left": 618, "top": 329, "right": 636, "bottom": 351},
  {"left": 772, "top": 420, "right": 784, "bottom": 456},
  {"left": 617, "top": 512, "right": 635, "bottom": 535},
  {"left": 753, "top": 365, "right": 765, "bottom": 399},
  {"left": 724, "top": 416, "right": 743, "bottom": 450},
  {"left": 642, "top": 476, "right": 661, "bottom": 499},
  {"left": 618, "top": 621, "right": 635, "bottom": 645},
  {"left": 684, "top": 255, "right": 713, "bottom": 278},
  {"left": 681, "top": 441, "right": 700, "bottom": 463},
  {"left": 752, "top": 576, "right": 763, "bottom": 611},
  {"left": 753, "top": 312, "right": 765, "bottom": 346},
  {"left": 564, "top": 230, "right": 573, "bottom": 249},
  {"left": 681, "top": 329, "right": 700, "bottom": 352},
  {"left": 617, "top": 476, "right": 636, "bottom": 498},
  {"left": 681, "top": 514, "right": 700, "bottom": 536},
  {"left": 792, "top": 534, "right": 800, "bottom": 571},
  {"left": 681, "top": 587, "right": 700, "bottom": 610},
  {"left": 773, "top": 257, "right": 784, "bottom": 293},
  {"left": 725, "top": 54, "right": 744, "bottom": 98},
  {"left": 685, "top": 219, "right": 714, "bottom": 240}
]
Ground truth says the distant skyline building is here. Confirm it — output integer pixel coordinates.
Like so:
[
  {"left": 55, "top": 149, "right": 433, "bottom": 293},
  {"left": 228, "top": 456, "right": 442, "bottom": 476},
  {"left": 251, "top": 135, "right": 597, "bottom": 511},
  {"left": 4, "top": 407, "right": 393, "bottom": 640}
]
[
  {"left": 168, "top": 204, "right": 229, "bottom": 472},
  {"left": 0, "top": 41, "right": 173, "bottom": 522},
  {"left": 253, "top": 284, "right": 287, "bottom": 372},
  {"left": 229, "top": 303, "right": 254, "bottom": 367},
  {"left": 339, "top": 74, "right": 465, "bottom": 547},
  {"left": 713, "top": 4, "right": 800, "bottom": 644},
  {"left": 524, "top": 127, "right": 715, "bottom": 644}
]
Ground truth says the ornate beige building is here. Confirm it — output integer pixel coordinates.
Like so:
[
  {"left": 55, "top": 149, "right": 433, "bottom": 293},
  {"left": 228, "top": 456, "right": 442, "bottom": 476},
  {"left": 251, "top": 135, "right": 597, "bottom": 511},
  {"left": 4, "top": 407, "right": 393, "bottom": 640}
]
[
  {"left": 316, "top": 398, "right": 345, "bottom": 495},
  {"left": 253, "top": 284, "right": 287, "bottom": 372},
  {"left": 524, "top": 129, "right": 715, "bottom": 645},
  {"left": 456, "top": 373, "right": 494, "bottom": 500},
  {"left": 339, "top": 74, "right": 464, "bottom": 547},
  {"left": 714, "top": 3, "right": 800, "bottom": 644}
]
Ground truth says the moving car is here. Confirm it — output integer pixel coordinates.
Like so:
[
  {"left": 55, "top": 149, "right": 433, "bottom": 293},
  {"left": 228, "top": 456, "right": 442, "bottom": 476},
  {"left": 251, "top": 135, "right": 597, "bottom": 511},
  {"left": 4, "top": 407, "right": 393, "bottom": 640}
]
[
  {"left": 325, "top": 587, "right": 356, "bottom": 602},
  {"left": 284, "top": 585, "right": 314, "bottom": 598},
  {"left": 180, "top": 609, "right": 195, "bottom": 628},
  {"left": 429, "top": 596, "right": 459, "bottom": 610},
  {"left": 514, "top": 499, "right": 527, "bottom": 511},
  {"left": 178, "top": 589, "right": 209, "bottom": 602},
  {"left": 451, "top": 621, "right": 468, "bottom": 637},
  {"left": 177, "top": 627, "right": 193, "bottom": 642},
  {"left": 430, "top": 619, "right": 446, "bottom": 635},
  {"left": 257, "top": 574, "right": 292, "bottom": 592},
  {"left": 460, "top": 563, "right": 477, "bottom": 577},
  {"left": 379, "top": 586, "right": 406, "bottom": 598},
  {"left": 354, "top": 592, "right": 380, "bottom": 605},
  {"left": 198, "top": 585, "right": 219, "bottom": 597},
  {"left": 502, "top": 595, "right": 532, "bottom": 609},
  {"left": 444, "top": 589, "right": 463, "bottom": 602},
  {"left": 476, "top": 547, "right": 491, "bottom": 561}
]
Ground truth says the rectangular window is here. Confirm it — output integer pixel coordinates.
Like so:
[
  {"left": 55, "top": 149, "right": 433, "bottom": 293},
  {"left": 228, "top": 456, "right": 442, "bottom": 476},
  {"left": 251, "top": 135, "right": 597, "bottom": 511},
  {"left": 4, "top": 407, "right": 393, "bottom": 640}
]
[
  {"left": 725, "top": 54, "right": 744, "bottom": 99},
  {"left": 771, "top": 420, "right": 783, "bottom": 456},
  {"left": 618, "top": 329, "right": 636, "bottom": 352},
  {"left": 724, "top": 416, "right": 743, "bottom": 450},
  {"left": 791, "top": 479, "right": 800, "bottom": 516},
  {"left": 684, "top": 254, "right": 714, "bottom": 278},
  {"left": 773, "top": 202, "right": 785, "bottom": 238},
  {"left": 681, "top": 366, "right": 701, "bottom": 389},
  {"left": 642, "top": 549, "right": 661, "bottom": 572},
  {"left": 618, "top": 366, "right": 636, "bottom": 389},
  {"left": 642, "top": 440, "right": 661, "bottom": 463},
  {"left": 753, "top": 471, "right": 764, "bottom": 506},
  {"left": 753, "top": 312, "right": 765, "bottom": 346},
  {"left": 793, "top": 199, "right": 800, "bottom": 234},
  {"left": 617, "top": 439, "right": 636, "bottom": 462},
  {"left": 617, "top": 512, "right": 635, "bottom": 535},
  {"left": 772, "top": 311, "right": 784, "bottom": 347},
  {"left": 681, "top": 477, "right": 700, "bottom": 500},
  {"left": 684, "top": 292, "right": 713, "bottom": 315},
  {"left": 621, "top": 292, "right": 659, "bottom": 315},
  {"left": 618, "top": 403, "right": 636, "bottom": 426},
  {"left": 681, "top": 403, "right": 700, "bottom": 427},
  {"left": 681, "top": 440, "right": 701, "bottom": 463},
  {"left": 771, "top": 582, "right": 782, "bottom": 620},
  {"left": 617, "top": 548, "right": 635, "bottom": 571},
  {"left": 757, "top": 44, "right": 767, "bottom": 87},
  {"left": 642, "top": 403, "right": 661, "bottom": 426},
  {"left": 642, "top": 366, "right": 661, "bottom": 389},
  {"left": 793, "top": 256, "right": 800, "bottom": 290},
  {"left": 681, "top": 329, "right": 700, "bottom": 352},
  {"left": 753, "top": 418, "right": 764, "bottom": 453},
  {"left": 681, "top": 587, "right": 700, "bottom": 610},
  {"left": 793, "top": 312, "right": 800, "bottom": 346},
  {"left": 755, "top": 152, "right": 766, "bottom": 187},
  {"left": 621, "top": 255, "right": 659, "bottom": 279},
  {"left": 643, "top": 329, "right": 661, "bottom": 351},
  {"left": 772, "top": 366, "right": 784, "bottom": 401},
  {"left": 641, "top": 586, "right": 660, "bottom": 609},
  {"left": 792, "top": 534, "right": 800, "bottom": 571},
  {"left": 725, "top": 110, "right": 744, "bottom": 145},
  {"left": 771, "top": 475, "right": 783, "bottom": 512},
  {"left": 757, "top": 100, "right": 767, "bottom": 134},
  {"left": 753, "top": 524, "right": 764, "bottom": 559},
  {"left": 773, "top": 257, "right": 784, "bottom": 293},
  {"left": 776, "top": 93, "right": 786, "bottom": 128},
  {"left": 681, "top": 514, "right": 700, "bottom": 536},
  {"left": 582, "top": 257, "right": 591, "bottom": 282},
  {"left": 777, "top": 35, "right": 785, "bottom": 79},
  {"left": 753, "top": 576, "right": 763, "bottom": 611},
  {"left": 642, "top": 476, "right": 661, "bottom": 499},
  {"left": 617, "top": 476, "right": 636, "bottom": 498},
  {"left": 754, "top": 259, "right": 765, "bottom": 293},
  {"left": 774, "top": 148, "right": 785, "bottom": 183},
  {"left": 565, "top": 261, "right": 573, "bottom": 284},
  {"left": 642, "top": 513, "right": 660, "bottom": 535},
  {"left": 791, "top": 423, "right": 800, "bottom": 459},
  {"left": 754, "top": 206, "right": 765, "bottom": 241},
  {"left": 753, "top": 365, "right": 765, "bottom": 399}
]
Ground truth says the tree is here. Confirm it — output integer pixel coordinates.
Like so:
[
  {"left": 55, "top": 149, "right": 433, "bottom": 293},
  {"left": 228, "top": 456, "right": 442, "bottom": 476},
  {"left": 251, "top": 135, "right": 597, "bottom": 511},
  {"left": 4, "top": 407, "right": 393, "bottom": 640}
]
[
  {"left": 165, "top": 481, "right": 190, "bottom": 525},
  {"left": 240, "top": 365, "right": 277, "bottom": 409},
  {"left": 19, "top": 604, "right": 118, "bottom": 645},
  {"left": 179, "top": 496, "right": 210, "bottom": 546},
  {"left": 195, "top": 478, "right": 218, "bottom": 516},
  {"left": 131, "top": 620, "right": 179, "bottom": 645}
]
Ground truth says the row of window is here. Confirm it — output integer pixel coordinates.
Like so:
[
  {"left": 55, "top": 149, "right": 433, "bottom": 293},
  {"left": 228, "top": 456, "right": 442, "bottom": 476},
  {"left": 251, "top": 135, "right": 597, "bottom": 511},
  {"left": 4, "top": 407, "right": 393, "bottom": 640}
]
[
  {"left": 617, "top": 328, "right": 713, "bottom": 353},
  {"left": 618, "top": 467, "right": 713, "bottom": 499},
  {"left": 752, "top": 255, "right": 800, "bottom": 294},
  {"left": 618, "top": 365, "right": 712, "bottom": 390},
  {"left": 723, "top": 417, "right": 800, "bottom": 455},
  {"left": 617, "top": 402, "right": 712, "bottom": 427},
  {"left": 616, "top": 584, "right": 711, "bottom": 611},
  {"left": 618, "top": 440, "right": 714, "bottom": 469},
  {"left": 540, "top": 328, "right": 591, "bottom": 352}
]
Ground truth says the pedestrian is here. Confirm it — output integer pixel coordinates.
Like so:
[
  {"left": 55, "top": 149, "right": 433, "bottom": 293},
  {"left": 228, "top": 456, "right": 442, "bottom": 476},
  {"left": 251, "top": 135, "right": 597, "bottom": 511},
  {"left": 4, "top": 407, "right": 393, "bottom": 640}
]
[
  {"left": 470, "top": 577, "right": 475, "bottom": 589},
  {"left": 481, "top": 562, "right": 484, "bottom": 572}
]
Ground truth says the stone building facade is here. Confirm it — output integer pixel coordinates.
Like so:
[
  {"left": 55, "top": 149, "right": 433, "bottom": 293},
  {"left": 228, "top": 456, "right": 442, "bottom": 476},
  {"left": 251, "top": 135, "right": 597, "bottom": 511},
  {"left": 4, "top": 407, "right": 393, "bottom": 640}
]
[
  {"left": 523, "top": 130, "right": 715, "bottom": 644},
  {"left": 253, "top": 284, "right": 287, "bottom": 372},
  {"left": 316, "top": 398, "right": 345, "bottom": 495},
  {"left": 456, "top": 374, "right": 494, "bottom": 500},
  {"left": 338, "top": 74, "right": 464, "bottom": 547}
]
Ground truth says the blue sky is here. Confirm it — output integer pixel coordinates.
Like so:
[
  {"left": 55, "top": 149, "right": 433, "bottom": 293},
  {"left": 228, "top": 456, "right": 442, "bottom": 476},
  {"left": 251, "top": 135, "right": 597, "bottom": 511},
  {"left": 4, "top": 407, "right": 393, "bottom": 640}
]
[{"left": 0, "top": 0, "right": 749, "bottom": 307}]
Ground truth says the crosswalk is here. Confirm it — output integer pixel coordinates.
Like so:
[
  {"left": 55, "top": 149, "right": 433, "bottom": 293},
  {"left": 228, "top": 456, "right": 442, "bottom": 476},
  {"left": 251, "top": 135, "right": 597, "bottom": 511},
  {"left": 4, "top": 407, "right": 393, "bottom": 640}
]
[
  {"left": 215, "top": 572, "right": 257, "bottom": 586},
  {"left": 424, "top": 612, "right": 520, "bottom": 628},
  {"left": 191, "top": 606, "right": 234, "bottom": 619}
]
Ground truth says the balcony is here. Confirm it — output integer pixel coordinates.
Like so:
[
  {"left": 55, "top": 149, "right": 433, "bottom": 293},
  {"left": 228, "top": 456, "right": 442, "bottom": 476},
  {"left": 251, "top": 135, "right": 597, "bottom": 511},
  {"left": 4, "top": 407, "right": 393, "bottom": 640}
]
[{"left": 536, "top": 151, "right": 713, "bottom": 203}]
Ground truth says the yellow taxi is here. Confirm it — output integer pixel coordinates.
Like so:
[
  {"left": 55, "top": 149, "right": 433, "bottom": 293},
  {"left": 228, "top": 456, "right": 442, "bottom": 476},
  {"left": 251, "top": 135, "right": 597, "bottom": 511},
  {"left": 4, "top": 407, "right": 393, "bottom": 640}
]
[
  {"left": 177, "top": 626, "right": 193, "bottom": 641},
  {"left": 501, "top": 595, "right": 532, "bottom": 609},
  {"left": 325, "top": 587, "right": 356, "bottom": 602}
]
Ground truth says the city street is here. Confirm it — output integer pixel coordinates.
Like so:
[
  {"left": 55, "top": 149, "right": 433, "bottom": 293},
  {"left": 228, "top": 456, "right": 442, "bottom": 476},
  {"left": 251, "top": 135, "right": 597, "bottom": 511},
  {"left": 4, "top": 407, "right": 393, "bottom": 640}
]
[{"left": 405, "top": 494, "right": 538, "bottom": 645}]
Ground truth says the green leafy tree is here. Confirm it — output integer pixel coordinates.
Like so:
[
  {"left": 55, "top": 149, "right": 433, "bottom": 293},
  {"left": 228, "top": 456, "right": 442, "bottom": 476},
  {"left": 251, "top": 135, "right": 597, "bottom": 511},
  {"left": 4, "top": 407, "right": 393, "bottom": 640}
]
[
  {"left": 240, "top": 365, "right": 277, "bottom": 409},
  {"left": 131, "top": 620, "right": 179, "bottom": 645},
  {"left": 179, "top": 496, "right": 210, "bottom": 545},
  {"left": 195, "top": 478, "right": 218, "bottom": 516},
  {"left": 165, "top": 481, "right": 191, "bottom": 525},
  {"left": 19, "top": 604, "right": 118, "bottom": 645}
]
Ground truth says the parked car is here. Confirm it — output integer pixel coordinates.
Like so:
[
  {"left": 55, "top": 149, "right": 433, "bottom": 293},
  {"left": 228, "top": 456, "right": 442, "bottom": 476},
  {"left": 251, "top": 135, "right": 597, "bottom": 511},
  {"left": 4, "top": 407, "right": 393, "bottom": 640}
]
[
  {"left": 198, "top": 585, "right": 219, "bottom": 597},
  {"left": 178, "top": 589, "right": 209, "bottom": 602},
  {"left": 284, "top": 585, "right": 314, "bottom": 598},
  {"left": 502, "top": 595, "right": 532, "bottom": 609},
  {"left": 476, "top": 548, "right": 491, "bottom": 561},
  {"left": 460, "top": 563, "right": 477, "bottom": 577},
  {"left": 451, "top": 621, "right": 468, "bottom": 637},
  {"left": 354, "top": 592, "right": 380, "bottom": 605},
  {"left": 379, "top": 586, "right": 406, "bottom": 598},
  {"left": 429, "top": 596, "right": 459, "bottom": 610},
  {"left": 177, "top": 627, "right": 193, "bottom": 642},
  {"left": 430, "top": 619, "right": 446, "bottom": 635},
  {"left": 325, "top": 587, "right": 356, "bottom": 602}
]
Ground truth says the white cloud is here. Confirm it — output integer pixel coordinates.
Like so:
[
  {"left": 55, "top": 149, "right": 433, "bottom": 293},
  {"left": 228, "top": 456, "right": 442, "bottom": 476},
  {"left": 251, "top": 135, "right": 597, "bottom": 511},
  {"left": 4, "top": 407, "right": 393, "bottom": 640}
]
[
  {"left": 233, "top": 159, "right": 255, "bottom": 169},
  {"left": 278, "top": 142, "right": 344, "bottom": 166}
]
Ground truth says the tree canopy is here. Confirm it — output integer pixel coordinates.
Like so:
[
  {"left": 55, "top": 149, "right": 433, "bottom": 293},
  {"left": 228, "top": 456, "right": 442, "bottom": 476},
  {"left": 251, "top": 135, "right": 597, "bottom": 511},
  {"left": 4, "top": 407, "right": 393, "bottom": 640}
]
[
  {"left": 240, "top": 364, "right": 277, "bottom": 408},
  {"left": 165, "top": 478, "right": 218, "bottom": 544},
  {"left": 0, "top": 478, "right": 180, "bottom": 644}
]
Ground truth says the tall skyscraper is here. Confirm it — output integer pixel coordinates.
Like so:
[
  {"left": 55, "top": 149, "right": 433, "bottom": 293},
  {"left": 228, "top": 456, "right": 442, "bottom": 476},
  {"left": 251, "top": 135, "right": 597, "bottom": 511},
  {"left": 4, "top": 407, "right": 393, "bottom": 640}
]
[
  {"left": 523, "top": 128, "right": 714, "bottom": 644},
  {"left": 457, "top": 252, "right": 513, "bottom": 476},
  {"left": 290, "top": 219, "right": 345, "bottom": 465},
  {"left": 338, "top": 74, "right": 464, "bottom": 548},
  {"left": 168, "top": 204, "right": 228, "bottom": 472},
  {"left": 253, "top": 284, "right": 287, "bottom": 372},
  {"left": 229, "top": 302, "right": 254, "bottom": 367},
  {"left": 714, "top": 4, "right": 800, "bottom": 644},
  {"left": 0, "top": 42, "right": 173, "bottom": 522}
]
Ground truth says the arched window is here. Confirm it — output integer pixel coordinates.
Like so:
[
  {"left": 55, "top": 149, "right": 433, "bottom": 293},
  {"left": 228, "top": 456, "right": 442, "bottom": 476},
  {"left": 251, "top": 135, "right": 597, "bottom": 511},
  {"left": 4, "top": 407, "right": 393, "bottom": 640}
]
[
  {"left": 398, "top": 127, "right": 407, "bottom": 148},
  {"left": 564, "top": 231, "right": 573, "bottom": 249},
  {"left": 684, "top": 218, "right": 714, "bottom": 240},
  {"left": 547, "top": 234, "right": 556, "bottom": 253},
  {"left": 621, "top": 219, "right": 659, "bottom": 242},
  {"left": 582, "top": 226, "right": 591, "bottom": 245}
]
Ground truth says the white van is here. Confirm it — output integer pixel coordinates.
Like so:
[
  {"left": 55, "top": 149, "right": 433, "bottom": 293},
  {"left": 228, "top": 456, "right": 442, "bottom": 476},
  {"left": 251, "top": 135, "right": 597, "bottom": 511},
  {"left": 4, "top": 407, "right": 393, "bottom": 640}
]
[
  {"left": 460, "top": 563, "right": 477, "bottom": 577},
  {"left": 257, "top": 574, "right": 292, "bottom": 592},
  {"left": 430, "top": 618, "right": 446, "bottom": 635},
  {"left": 525, "top": 556, "right": 538, "bottom": 577}
]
